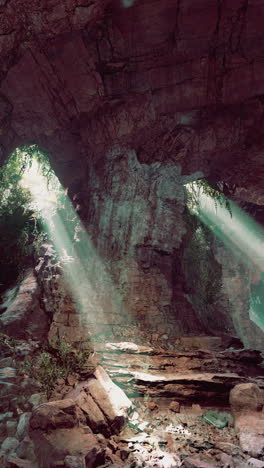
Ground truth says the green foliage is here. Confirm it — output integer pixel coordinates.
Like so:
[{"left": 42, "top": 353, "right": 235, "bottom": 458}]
[
  {"left": 186, "top": 179, "right": 232, "bottom": 217},
  {"left": 11, "top": 144, "right": 54, "bottom": 183},
  {"left": 23, "top": 351, "right": 62, "bottom": 399},
  {"left": 0, "top": 187, "right": 41, "bottom": 290},
  {"left": 22, "top": 338, "right": 93, "bottom": 398},
  {"left": 0, "top": 145, "right": 52, "bottom": 291}
]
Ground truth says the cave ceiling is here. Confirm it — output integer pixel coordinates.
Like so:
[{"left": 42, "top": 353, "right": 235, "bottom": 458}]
[{"left": 0, "top": 0, "right": 264, "bottom": 202}]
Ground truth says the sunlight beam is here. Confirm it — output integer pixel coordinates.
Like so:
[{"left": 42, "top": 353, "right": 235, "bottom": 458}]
[
  {"left": 21, "top": 159, "right": 125, "bottom": 344},
  {"left": 186, "top": 182, "right": 264, "bottom": 332}
]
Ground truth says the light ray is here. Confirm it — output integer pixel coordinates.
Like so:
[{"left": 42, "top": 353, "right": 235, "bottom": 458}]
[
  {"left": 21, "top": 160, "right": 125, "bottom": 344},
  {"left": 186, "top": 182, "right": 264, "bottom": 332}
]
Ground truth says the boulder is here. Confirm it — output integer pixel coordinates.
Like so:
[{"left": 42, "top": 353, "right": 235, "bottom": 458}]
[
  {"left": 30, "top": 399, "right": 78, "bottom": 431},
  {"left": 75, "top": 391, "right": 110, "bottom": 437},
  {"left": 6, "top": 421, "right": 17, "bottom": 437},
  {"left": 169, "top": 401, "right": 180, "bottom": 413},
  {"left": 16, "top": 413, "right": 31, "bottom": 440},
  {"left": 30, "top": 428, "right": 106, "bottom": 468},
  {"left": 234, "top": 411, "right": 264, "bottom": 457},
  {"left": 1, "top": 436, "right": 19, "bottom": 455},
  {"left": 147, "top": 402, "right": 158, "bottom": 411},
  {"left": 64, "top": 455, "right": 86, "bottom": 468},
  {"left": 239, "top": 433, "right": 264, "bottom": 458},
  {"left": 28, "top": 393, "right": 47, "bottom": 409},
  {"left": 16, "top": 436, "right": 36, "bottom": 461},
  {"left": 86, "top": 366, "right": 132, "bottom": 434},
  {"left": 29, "top": 368, "right": 133, "bottom": 467},
  {"left": 247, "top": 457, "right": 264, "bottom": 467},
  {"left": 230, "top": 383, "right": 263, "bottom": 412}
]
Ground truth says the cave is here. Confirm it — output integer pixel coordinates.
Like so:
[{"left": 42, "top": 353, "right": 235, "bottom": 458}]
[{"left": 0, "top": 1, "right": 264, "bottom": 467}]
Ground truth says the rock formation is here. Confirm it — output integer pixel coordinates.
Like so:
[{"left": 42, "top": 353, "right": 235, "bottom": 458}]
[
  {"left": 1, "top": 1, "right": 264, "bottom": 466},
  {"left": 0, "top": 0, "right": 264, "bottom": 346}
]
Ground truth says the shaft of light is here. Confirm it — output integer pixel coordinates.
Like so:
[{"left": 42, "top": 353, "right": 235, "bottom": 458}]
[
  {"left": 187, "top": 182, "right": 264, "bottom": 332},
  {"left": 21, "top": 160, "right": 124, "bottom": 342}
]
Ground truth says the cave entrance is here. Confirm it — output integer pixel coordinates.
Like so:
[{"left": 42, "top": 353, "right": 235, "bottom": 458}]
[
  {"left": 185, "top": 180, "right": 264, "bottom": 335},
  {"left": 0, "top": 144, "right": 124, "bottom": 345}
]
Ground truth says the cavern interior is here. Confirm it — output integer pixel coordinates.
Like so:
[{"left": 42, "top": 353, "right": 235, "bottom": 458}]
[{"left": 0, "top": 1, "right": 264, "bottom": 467}]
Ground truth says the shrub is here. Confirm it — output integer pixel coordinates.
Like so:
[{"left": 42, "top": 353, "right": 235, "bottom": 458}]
[{"left": 22, "top": 338, "right": 94, "bottom": 398}]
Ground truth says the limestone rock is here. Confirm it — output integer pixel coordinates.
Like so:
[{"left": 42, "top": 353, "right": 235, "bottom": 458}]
[
  {"left": 28, "top": 393, "right": 47, "bottom": 409},
  {"left": 183, "top": 456, "right": 217, "bottom": 467},
  {"left": 64, "top": 455, "right": 85, "bottom": 468},
  {"left": 86, "top": 366, "right": 132, "bottom": 434},
  {"left": 0, "top": 0, "right": 264, "bottom": 351},
  {"left": 0, "top": 270, "right": 48, "bottom": 341},
  {"left": 147, "top": 402, "right": 158, "bottom": 411},
  {"left": 105, "top": 342, "right": 154, "bottom": 354},
  {"left": 31, "top": 428, "right": 106, "bottom": 468},
  {"left": 6, "top": 421, "right": 17, "bottom": 437},
  {"left": 234, "top": 411, "right": 264, "bottom": 457},
  {"left": 239, "top": 433, "right": 264, "bottom": 458},
  {"left": 75, "top": 391, "right": 110, "bottom": 436},
  {"left": 16, "top": 413, "right": 31, "bottom": 441},
  {"left": 30, "top": 399, "right": 78, "bottom": 431},
  {"left": 230, "top": 383, "right": 263, "bottom": 412},
  {"left": 247, "top": 458, "right": 264, "bottom": 468},
  {"left": 169, "top": 401, "right": 180, "bottom": 413},
  {"left": 1, "top": 436, "right": 19, "bottom": 455}
]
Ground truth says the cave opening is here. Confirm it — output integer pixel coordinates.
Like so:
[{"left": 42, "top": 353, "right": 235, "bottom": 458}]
[
  {"left": 185, "top": 180, "right": 264, "bottom": 334},
  {"left": 0, "top": 144, "right": 127, "bottom": 348}
]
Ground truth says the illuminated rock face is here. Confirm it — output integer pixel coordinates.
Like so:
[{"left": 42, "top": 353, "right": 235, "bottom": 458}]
[{"left": 0, "top": 1, "right": 264, "bottom": 345}]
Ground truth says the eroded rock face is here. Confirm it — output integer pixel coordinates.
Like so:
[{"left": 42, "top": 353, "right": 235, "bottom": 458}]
[
  {"left": 230, "top": 383, "right": 264, "bottom": 413},
  {"left": 1, "top": 1, "right": 264, "bottom": 190},
  {"left": 0, "top": 0, "right": 264, "bottom": 346},
  {"left": 29, "top": 366, "right": 132, "bottom": 467},
  {"left": 0, "top": 269, "right": 48, "bottom": 341}
]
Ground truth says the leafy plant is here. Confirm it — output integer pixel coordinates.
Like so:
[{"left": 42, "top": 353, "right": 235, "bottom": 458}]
[
  {"left": 23, "top": 351, "right": 62, "bottom": 398},
  {"left": 0, "top": 145, "right": 53, "bottom": 291},
  {"left": 22, "top": 338, "right": 94, "bottom": 398},
  {"left": 186, "top": 179, "right": 232, "bottom": 217}
]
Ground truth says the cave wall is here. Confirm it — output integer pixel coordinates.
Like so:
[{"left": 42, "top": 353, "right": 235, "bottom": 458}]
[{"left": 1, "top": 0, "right": 264, "bottom": 346}]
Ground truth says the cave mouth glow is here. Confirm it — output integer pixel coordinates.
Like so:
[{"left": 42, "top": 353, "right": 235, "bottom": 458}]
[
  {"left": 21, "top": 157, "right": 125, "bottom": 345},
  {"left": 186, "top": 181, "right": 264, "bottom": 332}
]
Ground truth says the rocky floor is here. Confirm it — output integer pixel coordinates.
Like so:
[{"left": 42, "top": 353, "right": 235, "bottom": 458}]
[
  {"left": 1, "top": 337, "right": 264, "bottom": 467},
  {"left": 117, "top": 400, "right": 242, "bottom": 467}
]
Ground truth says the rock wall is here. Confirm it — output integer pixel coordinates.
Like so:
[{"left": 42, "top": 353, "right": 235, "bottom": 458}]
[
  {"left": 0, "top": 269, "right": 48, "bottom": 342},
  {"left": 0, "top": 0, "right": 264, "bottom": 347},
  {"left": 183, "top": 222, "right": 264, "bottom": 351}
]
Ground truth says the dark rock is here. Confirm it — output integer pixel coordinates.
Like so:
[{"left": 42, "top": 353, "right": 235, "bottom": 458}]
[
  {"left": 75, "top": 391, "right": 110, "bottom": 436},
  {"left": 147, "top": 402, "right": 158, "bottom": 411},
  {"left": 30, "top": 399, "right": 78, "bottom": 431},
  {"left": 234, "top": 411, "right": 264, "bottom": 457},
  {"left": 1, "top": 436, "right": 19, "bottom": 455},
  {"left": 0, "top": 271, "right": 48, "bottom": 342},
  {"left": 230, "top": 383, "right": 263, "bottom": 412},
  {"left": 30, "top": 428, "right": 106, "bottom": 468},
  {"left": 64, "top": 456, "right": 85, "bottom": 468},
  {"left": 86, "top": 366, "right": 132, "bottom": 434},
  {"left": 169, "top": 401, "right": 180, "bottom": 413},
  {"left": 16, "top": 413, "right": 31, "bottom": 441},
  {"left": 183, "top": 457, "right": 218, "bottom": 467}
]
